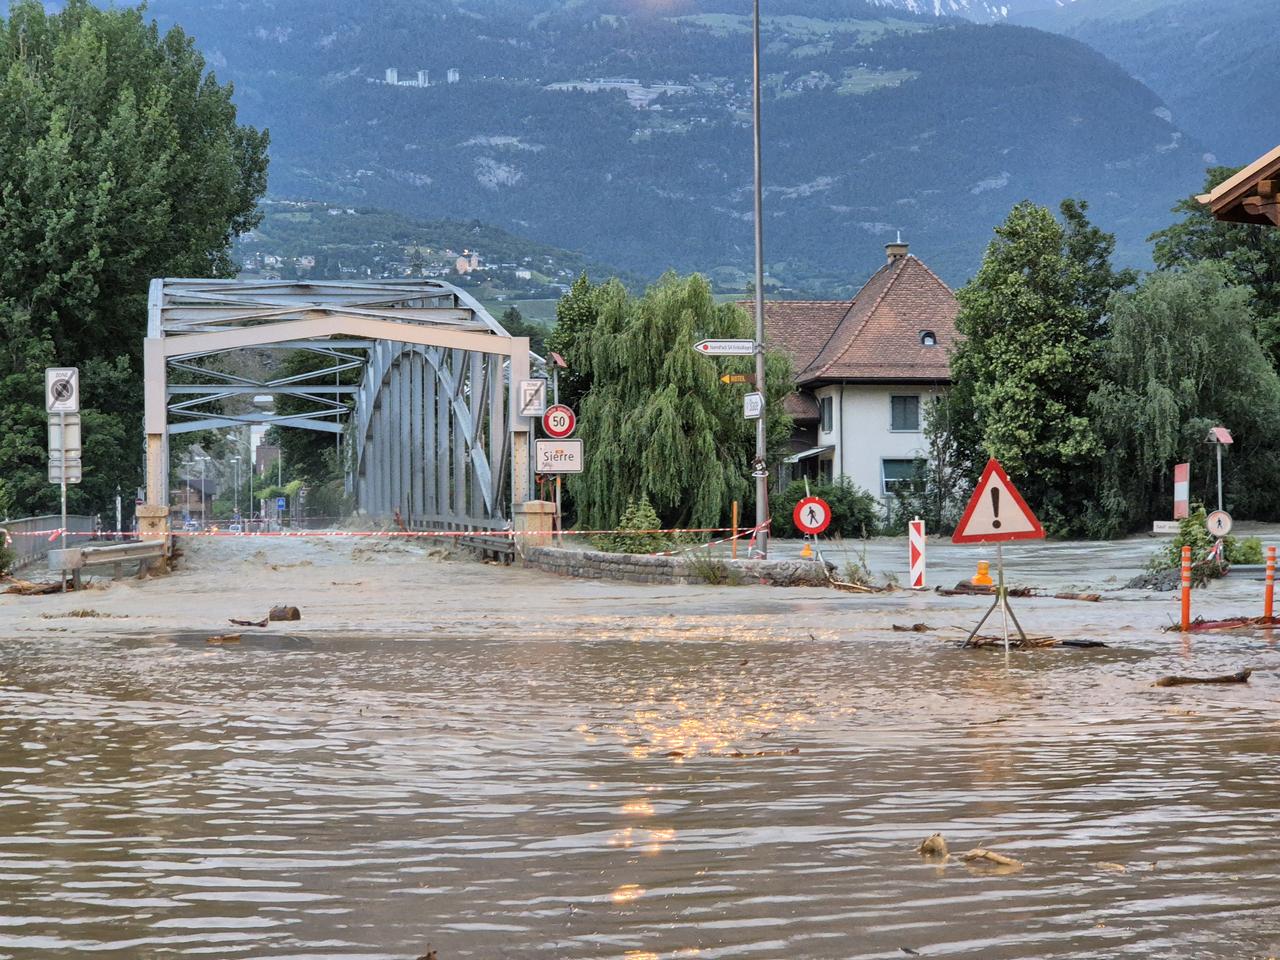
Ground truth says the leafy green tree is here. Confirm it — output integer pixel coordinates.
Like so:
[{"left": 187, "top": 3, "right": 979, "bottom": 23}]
[
  {"left": 498, "top": 305, "right": 547, "bottom": 355},
  {"left": 544, "top": 273, "right": 600, "bottom": 414},
  {"left": 1090, "top": 264, "right": 1280, "bottom": 535},
  {"left": 568, "top": 273, "right": 792, "bottom": 530},
  {"left": 0, "top": 0, "right": 268, "bottom": 519},
  {"left": 774, "top": 478, "right": 878, "bottom": 539},
  {"left": 1150, "top": 166, "right": 1280, "bottom": 364},
  {"left": 947, "top": 200, "right": 1133, "bottom": 535}
]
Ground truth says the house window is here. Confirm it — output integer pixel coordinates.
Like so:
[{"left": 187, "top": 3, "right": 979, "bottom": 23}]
[
  {"left": 920, "top": 330, "right": 937, "bottom": 346},
  {"left": 882, "top": 458, "right": 919, "bottom": 495},
  {"left": 820, "top": 396, "right": 833, "bottom": 433},
  {"left": 890, "top": 395, "right": 920, "bottom": 431}
]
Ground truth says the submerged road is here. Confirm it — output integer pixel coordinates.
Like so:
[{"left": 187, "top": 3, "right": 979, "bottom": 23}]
[{"left": 0, "top": 535, "right": 1277, "bottom": 958}]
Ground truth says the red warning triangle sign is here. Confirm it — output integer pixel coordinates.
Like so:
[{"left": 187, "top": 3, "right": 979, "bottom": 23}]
[{"left": 951, "top": 458, "right": 1045, "bottom": 544}]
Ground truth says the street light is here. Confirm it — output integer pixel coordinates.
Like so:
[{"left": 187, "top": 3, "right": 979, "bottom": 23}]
[
  {"left": 194, "top": 455, "right": 211, "bottom": 527},
  {"left": 231, "top": 456, "right": 241, "bottom": 521},
  {"left": 750, "top": 0, "right": 770, "bottom": 558}
]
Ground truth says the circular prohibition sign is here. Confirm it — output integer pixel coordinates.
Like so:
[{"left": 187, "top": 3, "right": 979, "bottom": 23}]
[
  {"left": 793, "top": 495, "right": 832, "bottom": 536},
  {"left": 541, "top": 404, "right": 576, "bottom": 439}
]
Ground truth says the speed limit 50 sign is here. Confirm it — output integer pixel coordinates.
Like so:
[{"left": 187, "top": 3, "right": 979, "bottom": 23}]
[{"left": 542, "top": 404, "right": 576, "bottom": 439}]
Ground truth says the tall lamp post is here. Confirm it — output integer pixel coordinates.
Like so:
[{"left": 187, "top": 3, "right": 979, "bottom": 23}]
[
  {"left": 750, "top": 0, "right": 770, "bottom": 558},
  {"left": 195, "top": 455, "right": 210, "bottom": 527},
  {"left": 231, "top": 456, "right": 241, "bottom": 521}
]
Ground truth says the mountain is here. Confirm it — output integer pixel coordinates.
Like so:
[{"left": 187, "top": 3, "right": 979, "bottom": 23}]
[
  {"left": 871, "top": 0, "right": 1082, "bottom": 21},
  {"left": 144, "top": 0, "right": 1204, "bottom": 292},
  {"left": 1011, "top": 0, "right": 1279, "bottom": 165}
]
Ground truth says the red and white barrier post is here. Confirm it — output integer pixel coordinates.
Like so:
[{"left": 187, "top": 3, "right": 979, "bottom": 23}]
[
  {"left": 908, "top": 517, "right": 926, "bottom": 589},
  {"left": 1180, "top": 544, "right": 1192, "bottom": 632},
  {"left": 1265, "top": 545, "right": 1275, "bottom": 621}
]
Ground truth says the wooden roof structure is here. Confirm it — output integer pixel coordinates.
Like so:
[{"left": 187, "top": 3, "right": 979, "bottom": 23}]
[{"left": 1198, "top": 144, "right": 1280, "bottom": 227}]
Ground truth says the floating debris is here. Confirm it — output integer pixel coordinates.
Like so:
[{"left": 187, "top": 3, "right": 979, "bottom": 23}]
[
  {"left": 268, "top": 605, "right": 301, "bottom": 622},
  {"left": 917, "top": 833, "right": 949, "bottom": 859},
  {"left": 961, "top": 848, "right": 1023, "bottom": 870},
  {"left": 1152, "top": 668, "right": 1252, "bottom": 688}
]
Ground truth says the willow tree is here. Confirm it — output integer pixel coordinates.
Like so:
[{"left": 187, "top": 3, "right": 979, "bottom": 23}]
[
  {"left": 1091, "top": 264, "right": 1280, "bottom": 534},
  {"left": 568, "top": 273, "right": 791, "bottom": 530}
]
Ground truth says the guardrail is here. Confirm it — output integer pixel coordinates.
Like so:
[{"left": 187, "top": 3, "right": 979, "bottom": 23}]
[
  {"left": 49, "top": 540, "right": 164, "bottom": 585},
  {"left": 1, "top": 515, "right": 97, "bottom": 573}
]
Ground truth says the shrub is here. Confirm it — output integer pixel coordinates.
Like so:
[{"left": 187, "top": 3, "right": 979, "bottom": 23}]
[
  {"left": 0, "top": 538, "right": 14, "bottom": 577},
  {"left": 1151, "top": 504, "right": 1259, "bottom": 576},
  {"left": 773, "top": 478, "right": 878, "bottom": 539},
  {"left": 593, "top": 495, "right": 671, "bottom": 554}
]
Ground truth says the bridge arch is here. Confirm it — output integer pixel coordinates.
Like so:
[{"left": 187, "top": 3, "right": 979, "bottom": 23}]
[{"left": 142, "top": 279, "right": 536, "bottom": 530}]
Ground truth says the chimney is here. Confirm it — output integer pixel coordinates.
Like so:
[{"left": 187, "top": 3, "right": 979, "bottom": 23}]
[{"left": 885, "top": 232, "right": 909, "bottom": 263}]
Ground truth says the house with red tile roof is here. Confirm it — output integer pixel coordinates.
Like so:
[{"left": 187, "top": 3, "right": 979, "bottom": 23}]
[{"left": 760, "top": 240, "right": 959, "bottom": 504}]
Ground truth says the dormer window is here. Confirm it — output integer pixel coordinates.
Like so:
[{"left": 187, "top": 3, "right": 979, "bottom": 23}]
[{"left": 920, "top": 330, "right": 937, "bottom": 347}]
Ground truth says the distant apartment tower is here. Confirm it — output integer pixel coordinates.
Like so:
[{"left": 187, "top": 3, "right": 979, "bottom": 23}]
[
  {"left": 417, "top": 69, "right": 429, "bottom": 87},
  {"left": 447, "top": 68, "right": 460, "bottom": 84},
  {"left": 385, "top": 67, "right": 398, "bottom": 84}
]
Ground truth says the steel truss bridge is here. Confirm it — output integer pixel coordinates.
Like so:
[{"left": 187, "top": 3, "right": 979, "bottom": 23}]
[{"left": 142, "top": 279, "right": 537, "bottom": 530}]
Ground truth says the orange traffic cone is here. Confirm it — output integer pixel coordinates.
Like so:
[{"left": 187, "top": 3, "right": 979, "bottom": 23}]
[
  {"left": 800, "top": 541, "right": 813, "bottom": 559},
  {"left": 972, "top": 560, "right": 993, "bottom": 586}
]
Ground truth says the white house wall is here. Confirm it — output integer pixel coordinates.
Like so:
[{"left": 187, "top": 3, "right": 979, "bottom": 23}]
[{"left": 814, "top": 383, "right": 945, "bottom": 500}]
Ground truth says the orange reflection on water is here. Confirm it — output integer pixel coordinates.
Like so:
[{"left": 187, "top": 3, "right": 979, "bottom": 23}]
[
  {"left": 611, "top": 883, "right": 644, "bottom": 904},
  {"left": 622, "top": 798, "right": 654, "bottom": 816}
]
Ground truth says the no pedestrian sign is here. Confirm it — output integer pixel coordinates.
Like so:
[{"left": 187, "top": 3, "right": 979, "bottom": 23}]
[{"left": 793, "top": 496, "right": 832, "bottom": 536}]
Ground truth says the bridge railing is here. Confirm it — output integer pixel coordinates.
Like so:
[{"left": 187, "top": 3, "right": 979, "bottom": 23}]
[{"left": 1, "top": 515, "right": 97, "bottom": 573}]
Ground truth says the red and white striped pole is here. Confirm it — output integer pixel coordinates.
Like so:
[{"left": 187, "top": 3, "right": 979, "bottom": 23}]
[
  {"left": 908, "top": 517, "right": 926, "bottom": 589},
  {"left": 1180, "top": 544, "right": 1192, "bottom": 632},
  {"left": 1265, "top": 545, "right": 1275, "bottom": 621}
]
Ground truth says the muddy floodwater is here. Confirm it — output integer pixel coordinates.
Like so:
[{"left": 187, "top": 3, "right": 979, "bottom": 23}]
[{"left": 1, "top": 536, "right": 1279, "bottom": 959}]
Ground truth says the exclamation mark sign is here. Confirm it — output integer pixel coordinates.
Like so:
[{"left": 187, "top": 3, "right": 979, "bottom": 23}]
[{"left": 991, "top": 487, "right": 1001, "bottom": 529}]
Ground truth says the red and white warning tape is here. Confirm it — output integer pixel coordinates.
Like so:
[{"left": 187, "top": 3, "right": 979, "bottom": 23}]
[{"left": 649, "top": 520, "right": 770, "bottom": 557}]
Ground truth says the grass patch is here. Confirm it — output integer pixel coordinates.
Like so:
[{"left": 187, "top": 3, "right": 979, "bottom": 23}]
[{"left": 40, "top": 609, "right": 125, "bottom": 619}]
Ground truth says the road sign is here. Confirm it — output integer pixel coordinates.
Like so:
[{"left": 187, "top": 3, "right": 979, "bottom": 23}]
[
  {"left": 46, "top": 367, "right": 79, "bottom": 414},
  {"left": 535, "top": 439, "right": 583, "bottom": 474},
  {"left": 47, "top": 414, "right": 82, "bottom": 458},
  {"left": 48, "top": 459, "right": 82, "bottom": 484},
  {"left": 743, "top": 391, "right": 764, "bottom": 419},
  {"left": 542, "top": 404, "right": 576, "bottom": 439},
  {"left": 518, "top": 379, "right": 546, "bottom": 417},
  {"left": 694, "top": 339, "right": 754, "bottom": 356},
  {"left": 909, "top": 518, "right": 926, "bottom": 588},
  {"left": 1173, "top": 462, "right": 1190, "bottom": 519},
  {"left": 952, "top": 458, "right": 1045, "bottom": 544},
  {"left": 793, "top": 496, "right": 831, "bottom": 536},
  {"left": 1206, "top": 509, "right": 1233, "bottom": 537},
  {"left": 720, "top": 373, "right": 754, "bottom": 385},
  {"left": 276, "top": 496, "right": 287, "bottom": 511},
  {"left": 1152, "top": 520, "right": 1181, "bottom": 535}
]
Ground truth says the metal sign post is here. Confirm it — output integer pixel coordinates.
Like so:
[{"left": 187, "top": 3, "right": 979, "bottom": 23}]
[{"left": 46, "top": 368, "right": 81, "bottom": 591}]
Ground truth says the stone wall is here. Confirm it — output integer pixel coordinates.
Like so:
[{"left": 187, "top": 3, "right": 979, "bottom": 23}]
[{"left": 520, "top": 545, "right": 835, "bottom": 587}]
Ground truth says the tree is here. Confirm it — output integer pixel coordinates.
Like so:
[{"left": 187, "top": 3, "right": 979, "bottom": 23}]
[
  {"left": 0, "top": 0, "right": 268, "bottom": 519},
  {"left": 544, "top": 273, "right": 600, "bottom": 414},
  {"left": 498, "top": 305, "right": 547, "bottom": 355},
  {"left": 947, "top": 200, "right": 1133, "bottom": 536},
  {"left": 568, "top": 273, "right": 792, "bottom": 530},
  {"left": 1090, "top": 264, "right": 1280, "bottom": 535},
  {"left": 1150, "top": 166, "right": 1280, "bottom": 366}
]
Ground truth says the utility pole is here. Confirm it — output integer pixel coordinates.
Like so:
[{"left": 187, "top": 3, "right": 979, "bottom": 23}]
[
  {"left": 751, "top": 0, "right": 770, "bottom": 558},
  {"left": 231, "top": 456, "right": 241, "bottom": 521}
]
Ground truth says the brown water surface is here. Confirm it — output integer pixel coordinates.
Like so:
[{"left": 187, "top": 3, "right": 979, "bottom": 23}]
[{"left": 1, "top": 629, "right": 1278, "bottom": 959}]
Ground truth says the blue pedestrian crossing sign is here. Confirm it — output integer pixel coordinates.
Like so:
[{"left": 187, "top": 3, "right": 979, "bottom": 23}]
[{"left": 276, "top": 496, "right": 287, "bottom": 511}]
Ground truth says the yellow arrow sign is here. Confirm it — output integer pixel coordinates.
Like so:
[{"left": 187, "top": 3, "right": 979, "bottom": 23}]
[{"left": 720, "top": 373, "right": 752, "bottom": 384}]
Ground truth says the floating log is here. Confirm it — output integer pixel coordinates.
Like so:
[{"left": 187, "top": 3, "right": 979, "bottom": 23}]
[
  {"left": 205, "top": 633, "right": 242, "bottom": 644},
  {"left": 4, "top": 579, "right": 65, "bottom": 596},
  {"left": 229, "top": 616, "right": 269, "bottom": 628},
  {"left": 1052, "top": 592, "right": 1101, "bottom": 602},
  {"left": 1152, "top": 668, "right": 1252, "bottom": 687},
  {"left": 961, "top": 848, "right": 1023, "bottom": 869},
  {"left": 893, "top": 623, "right": 935, "bottom": 633},
  {"left": 268, "top": 605, "right": 302, "bottom": 621}
]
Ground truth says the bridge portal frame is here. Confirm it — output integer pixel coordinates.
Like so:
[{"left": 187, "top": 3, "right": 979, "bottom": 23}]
[{"left": 142, "top": 278, "right": 534, "bottom": 531}]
